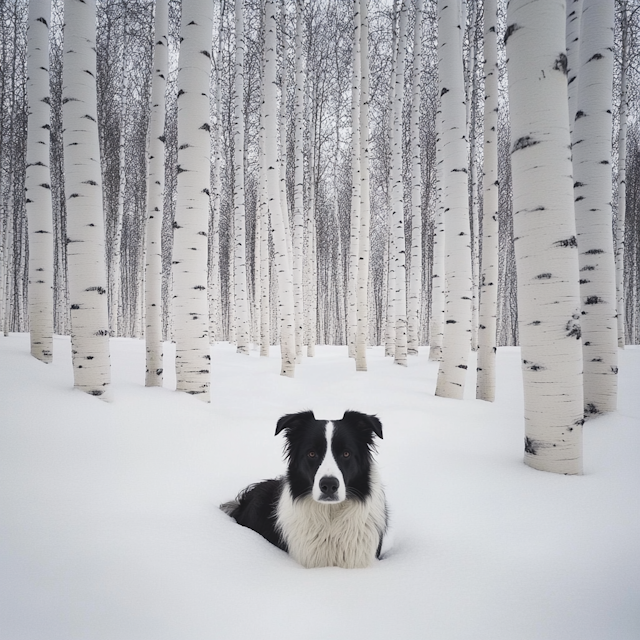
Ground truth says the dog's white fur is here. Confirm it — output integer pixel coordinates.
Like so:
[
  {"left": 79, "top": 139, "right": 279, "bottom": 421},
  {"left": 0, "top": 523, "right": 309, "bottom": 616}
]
[
  {"left": 276, "top": 465, "right": 387, "bottom": 569},
  {"left": 312, "top": 422, "right": 347, "bottom": 503}
]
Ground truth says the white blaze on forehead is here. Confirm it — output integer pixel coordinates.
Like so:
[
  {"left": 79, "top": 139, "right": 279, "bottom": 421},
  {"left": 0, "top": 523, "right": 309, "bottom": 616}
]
[{"left": 312, "top": 421, "right": 346, "bottom": 502}]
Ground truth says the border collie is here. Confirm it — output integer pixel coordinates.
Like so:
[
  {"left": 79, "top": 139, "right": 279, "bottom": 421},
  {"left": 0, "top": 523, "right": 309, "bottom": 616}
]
[{"left": 221, "top": 410, "right": 388, "bottom": 568}]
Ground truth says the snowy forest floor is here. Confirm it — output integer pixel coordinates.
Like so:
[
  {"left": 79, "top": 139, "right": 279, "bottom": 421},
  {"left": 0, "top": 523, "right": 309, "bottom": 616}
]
[{"left": 1, "top": 334, "right": 639, "bottom": 640}]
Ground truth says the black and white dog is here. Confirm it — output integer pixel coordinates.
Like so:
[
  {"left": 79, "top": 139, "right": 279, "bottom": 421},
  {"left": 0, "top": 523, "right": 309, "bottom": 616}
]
[{"left": 221, "top": 410, "right": 388, "bottom": 568}]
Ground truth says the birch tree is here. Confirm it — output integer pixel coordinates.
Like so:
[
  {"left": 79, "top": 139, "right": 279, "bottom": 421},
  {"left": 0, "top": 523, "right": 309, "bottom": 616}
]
[
  {"left": 390, "top": 0, "right": 409, "bottom": 366},
  {"left": 264, "top": 0, "right": 296, "bottom": 376},
  {"left": 434, "top": 0, "right": 472, "bottom": 399},
  {"left": 355, "top": 0, "right": 371, "bottom": 372},
  {"left": 26, "top": 0, "right": 54, "bottom": 364},
  {"left": 476, "top": 0, "right": 499, "bottom": 401},
  {"left": 233, "top": 0, "right": 250, "bottom": 355},
  {"left": 572, "top": 0, "right": 618, "bottom": 415},
  {"left": 145, "top": 0, "right": 168, "bottom": 387},
  {"left": 172, "top": 0, "right": 213, "bottom": 400},
  {"left": 506, "top": 0, "right": 584, "bottom": 474},
  {"left": 407, "top": 0, "right": 423, "bottom": 356},
  {"left": 62, "top": 0, "right": 111, "bottom": 399}
]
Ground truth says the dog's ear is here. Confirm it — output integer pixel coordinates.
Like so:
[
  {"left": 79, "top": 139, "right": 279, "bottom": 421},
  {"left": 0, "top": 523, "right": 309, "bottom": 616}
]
[
  {"left": 275, "top": 410, "right": 316, "bottom": 436},
  {"left": 342, "top": 411, "right": 383, "bottom": 439}
]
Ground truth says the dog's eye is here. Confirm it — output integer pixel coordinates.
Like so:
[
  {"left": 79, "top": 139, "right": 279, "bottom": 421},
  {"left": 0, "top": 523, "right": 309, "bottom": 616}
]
[
  {"left": 342, "top": 451, "right": 350, "bottom": 458},
  {"left": 308, "top": 451, "right": 317, "bottom": 458}
]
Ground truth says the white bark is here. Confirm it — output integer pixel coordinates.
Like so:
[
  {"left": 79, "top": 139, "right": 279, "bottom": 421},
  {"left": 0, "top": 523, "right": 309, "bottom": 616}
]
[
  {"left": 26, "top": 0, "right": 54, "bottom": 363},
  {"left": 390, "top": 0, "right": 409, "bottom": 366},
  {"left": 476, "top": 0, "right": 499, "bottom": 402},
  {"left": 62, "top": 0, "right": 111, "bottom": 399},
  {"left": 172, "top": 0, "right": 213, "bottom": 400},
  {"left": 233, "top": 0, "right": 250, "bottom": 355},
  {"left": 264, "top": 0, "right": 296, "bottom": 375},
  {"left": 144, "top": 0, "right": 168, "bottom": 387},
  {"left": 292, "top": 0, "right": 304, "bottom": 360},
  {"left": 407, "top": 0, "right": 423, "bottom": 356},
  {"left": 566, "top": 0, "right": 583, "bottom": 137},
  {"left": 434, "top": 0, "right": 472, "bottom": 399},
  {"left": 506, "top": 0, "right": 584, "bottom": 474},
  {"left": 616, "top": 2, "right": 629, "bottom": 349},
  {"left": 348, "top": 0, "right": 361, "bottom": 359},
  {"left": 429, "top": 112, "right": 445, "bottom": 361},
  {"left": 355, "top": 0, "right": 371, "bottom": 373},
  {"left": 572, "top": 0, "right": 618, "bottom": 415}
]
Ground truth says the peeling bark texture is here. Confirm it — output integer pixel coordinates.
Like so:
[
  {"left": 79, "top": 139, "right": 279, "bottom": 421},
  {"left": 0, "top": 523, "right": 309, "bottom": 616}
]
[
  {"left": 62, "top": 0, "right": 112, "bottom": 400},
  {"left": 407, "top": 0, "right": 423, "bottom": 357},
  {"left": 264, "top": 0, "right": 296, "bottom": 376},
  {"left": 26, "top": 0, "right": 54, "bottom": 364},
  {"left": 435, "top": 0, "right": 472, "bottom": 398},
  {"left": 145, "top": 0, "right": 168, "bottom": 387},
  {"left": 233, "top": 0, "right": 249, "bottom": 355},
  {"left": 506, "top": 0, "right": 584, "bottom": 474},
  {"left": 172, "top": 0, "right": 213, "bottom": 401},
  {"left": 355, "top": 0, "right": 371, "bottom": 373},
  {"left": 572, "top": 0, "right": 618, "bottom": 414},
  {"left": 476, "top": 0, "right": 499, "bottom": 402}
]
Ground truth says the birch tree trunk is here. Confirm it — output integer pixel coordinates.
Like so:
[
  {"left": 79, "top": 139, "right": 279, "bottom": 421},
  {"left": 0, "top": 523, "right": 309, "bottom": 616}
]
[
  {"left": 355, "top": 0, "right": 371, "bottom": 372},
  {"left": 62, "top": 0, "right": 111, "bottom": 399},
  {"left": 506, "top": 0, "right": 584, "bottom": 474},
  {"left": 390, "top": 0, "right": 409, "bottom": 366},
  {"left": 407, "top": 0, "right": 423, "bottom": 356},
  {"left": 292, "top": 0, "right": 304, "bottom": 360},
  {"left": 348, "top": 0, "right": 361, "bottom": 359},
  {"left": 429, "top": 113, "right": 445, "bottom": 361},
  {"left": 566, "top": 0, "right": 582, "bottom": 137},
  {"left": 172, "top": 0, "right": 213, "bottom": 400},
  {"left": 572, "top": 0, "right": 618, "bottom": 415},
  {"left": 616, "top": 1, "right": 629, "bottom": 349},
  {"left": 434, "top": 0, "right": 472, "bottom": 399},
  {"left": 233, "top": 0, "right": 250, "bottom": 355},
  {"left": 26, "top": 0, "right": 54, "bottom": 363},
  {"left": 476, "top": 0, "right": 499, "bottom": 401},
  {"left": 264, "top": 0, "right": 296, "bottom": 376},
  {"left": 144, "top": 0, "right": 168, "bottom": 387}
]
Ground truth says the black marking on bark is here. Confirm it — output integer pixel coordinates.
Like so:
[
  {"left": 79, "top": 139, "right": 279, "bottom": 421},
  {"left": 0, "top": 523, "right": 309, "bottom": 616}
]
[
  {"left": 83, "top": 180, "right": 98, "bottom": 186},
  {"left": 199, "top": 122, "right": 211, "bottom": 132},
  {"left": 95, "top": 329, "right": 109, "bottom": 336},
  {"left": 69, "top": 193, "right": 79, "bottom": 198},
  {"left": 531, "top": 320, "right": 541, "bottom": 325},
  {"left": 575, "top": 196, "right": 584, "bottom": 202},
  {"left": 585, "top": 296, "right": 602, "bottom": 305},
  {"left": 446, "top": 320, "right": 457, "bottom": 324},
  {"left": 456, "top": 365, "right": 468, "bottom": 369},
  {"left": 489, "top": 26, "right": 495, "bottom": 33},
  {"left": 579, "top": 279, "right": 590, "bottom": 284},
  {"left": 575, "top": 110, "right": 586, "bottom": 120},
  {"left": 179, "top": 143, "right": 190, "bottom": 150},
  {"left": 198, "top": 370, "right": 209, "bottom": 374},
  {"left": 585, "top": 403, "right": 599, "bottom": 416},
  {"left": 591, "top": 358, "right": 602, "bottom": 362},
  {"left": 200, "top": 50, "right": 211, "bottom": 58},
  {"left": 553, "top": 53, "right": 568, "bottom": 74},
  {"left": 584, "top": 341, "right": 591, "bottom": 345},
  {"left": 158, "top": 134, "right": 166, "bottom": 143},
  {"left": 176, "top": 165, "right": 186, "bottom": 174},
  {"left": 156, "top": 369, "right": 163, "bottom": 376},
  {"left": 71, "top": 304, "right": 80, "bottom": 310},
  {"left": 611, "top": 366, "right": 618, "bottom": 374},
  {"left": 458, "top": 232, "right": 465, "bottom": 236},
  {"left": 600, "top": 160, "right": 610, "bottom": 165},
  {"left": 581, "top": 265, "right": 595, "bottom": 271},
  {"left": 536, "top": 273, "right": 552, "bottom": 279},
  {"left": 202, "top": 188, "right": 210, "bottom": 196},
  {"left": 34, "top": 229, "right": 49, "bottom": 234},
  {"left": 479, "top": 324, "right": 486, "bottom": 329},
  {"left": 86, "top": 356, "right": 94, "bottom": 360},
  {"left": 587, "top": 52, "right": 603, "bottom": 62},
  {"left": 88, "top": 389, "right": 104, "bottom": 396},
  {"left": 198, "top": 231, "right": 207, "bottom": 236},
  {"left": 81, "top": 114, "right": 96, "bottom": 122},
  {"left": 524, "top": 437, "right": 537, "bottom": 455},
  {"left": 440, "top": 87, "right": 449, "bottom": 97},
  {"left": 512, "top": 136, "right": 539, "bottom": 153},
  {"left": 177, "top": 89, "right": 185, "bottom": 98},
  {"left": 504, "top": 23, "right": 521, "bottom": 45},
  {"left": 194, "top": 285, "right": 205, "bottom": 290},
  {"left": 574, "top": 181, "right": 584, "bottom": 188},
  {"left": 555, "top": 236, "right": 577, "bottom": 248},
  {"left": 37, "top": 16, "right": 48, "bottom": 26},
  {"left": 86, "top": 286, "right": 106, "bottom": 295}
]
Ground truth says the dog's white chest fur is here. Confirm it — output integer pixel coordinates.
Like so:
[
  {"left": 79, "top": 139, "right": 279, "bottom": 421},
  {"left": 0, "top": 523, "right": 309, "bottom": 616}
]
[{"left": 276, "top": 467, "right": 387, "bottom": 569}]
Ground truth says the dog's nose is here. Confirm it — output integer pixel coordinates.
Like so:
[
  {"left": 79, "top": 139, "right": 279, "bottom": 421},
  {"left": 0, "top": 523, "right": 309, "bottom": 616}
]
[{"left": 319, "top": 476, "right": 339, "bottom": 496}]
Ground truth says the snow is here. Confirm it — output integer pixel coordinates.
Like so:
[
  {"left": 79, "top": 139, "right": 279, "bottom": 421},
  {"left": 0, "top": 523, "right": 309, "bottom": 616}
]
[{"left": 1, "top": 334, "right": 639, "bottom": 640}]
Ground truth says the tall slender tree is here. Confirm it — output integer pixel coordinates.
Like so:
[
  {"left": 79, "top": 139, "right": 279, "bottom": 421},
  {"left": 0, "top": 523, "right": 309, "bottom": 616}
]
[
  {"left": 476, "top": 0, "right": 499, "bottom": 401},
  {"left": 26, "top": 0, "right": 54, "bottom": 364},
  {"left": 572, "top": 0, "right": 618, "bottom": 415},
  {"left": 172, "top": 0, "right": 213, "bottom": 400},
  {"left": 145, "top": 0, "right": 168, "bottom": 387},
  {"left": 62, "top": 0, "right": 111, "bottom": 398},
  {"left": 434, "top": 0, "right": 472, "bottom": 399},
  {"left": 506, "top": 0, "right": 584, "bottom": 474}
]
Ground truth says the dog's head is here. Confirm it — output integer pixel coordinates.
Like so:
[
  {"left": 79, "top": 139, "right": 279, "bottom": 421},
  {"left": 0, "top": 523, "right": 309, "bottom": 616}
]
[{"left": 275, "top": 410, "right": 383, "bottom": 504}]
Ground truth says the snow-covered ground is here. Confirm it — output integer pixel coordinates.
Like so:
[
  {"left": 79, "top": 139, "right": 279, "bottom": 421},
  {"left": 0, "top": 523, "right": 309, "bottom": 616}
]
[{"left": 1, "top": 333, "right": 638, "bottom": 640}]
